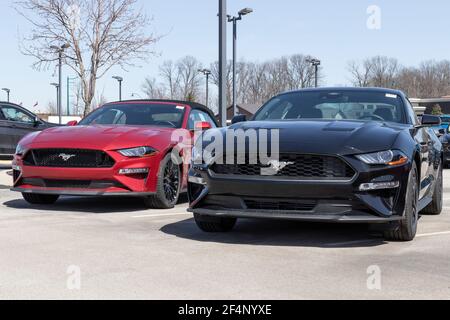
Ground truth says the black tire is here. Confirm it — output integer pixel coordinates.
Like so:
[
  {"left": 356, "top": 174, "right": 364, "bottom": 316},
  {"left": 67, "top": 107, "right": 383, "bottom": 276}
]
[
  {"left": 144, "top": 153, "right": 181, "bottom": 209},
  {"left": 22, "top": 193, "right": 59, "bottom": 205},
  {"left": 384, "top": 163, "right": 419, "bottom": 242},
  {"left": 194, "top": 213, "right": 237, "bottom": 233},
  {"left": 422, "top": 165, "right": 443, "bottom": 215}
]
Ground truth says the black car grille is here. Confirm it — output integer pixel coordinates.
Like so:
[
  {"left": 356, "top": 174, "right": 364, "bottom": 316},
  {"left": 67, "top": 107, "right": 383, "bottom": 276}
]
[
  {"left": 211, "top": 154, "right": 355, "bottom": 180},
  {"left": 245, "top": 199, "right": 317, "bottom": 211},
  {"left": 23, "top": 149, "right": 115, "bottom": 168}
]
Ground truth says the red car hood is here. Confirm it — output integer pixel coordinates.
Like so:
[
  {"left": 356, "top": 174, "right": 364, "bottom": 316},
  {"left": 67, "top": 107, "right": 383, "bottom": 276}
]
[{"left": 21, "top": 125, "right": 180, "bottom": 151}]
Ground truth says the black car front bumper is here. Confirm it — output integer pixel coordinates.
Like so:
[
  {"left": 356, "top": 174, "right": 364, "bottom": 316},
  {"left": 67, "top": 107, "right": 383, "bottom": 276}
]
[{"left": 188, "top": 157, "right": 411, "bottom": 224}]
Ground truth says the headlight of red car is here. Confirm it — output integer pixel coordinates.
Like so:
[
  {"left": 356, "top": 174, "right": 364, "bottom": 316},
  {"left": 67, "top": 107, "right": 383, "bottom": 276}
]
[{"left": 117, "top": 146, "right": 157, "bottom": 158}]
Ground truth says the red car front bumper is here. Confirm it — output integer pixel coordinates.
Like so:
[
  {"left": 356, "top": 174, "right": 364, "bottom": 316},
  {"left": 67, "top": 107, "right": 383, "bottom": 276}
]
[{"left": 11, "top": 150, "right": 164, "bottom": 196}]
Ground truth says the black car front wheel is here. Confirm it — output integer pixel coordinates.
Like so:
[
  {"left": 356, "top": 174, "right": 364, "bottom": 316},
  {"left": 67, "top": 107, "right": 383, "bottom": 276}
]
[
  {"left": 384, "top": 163, "right": 419, "bottom": 242},
  {"left": 194, "top": 213, "right": 237, "bottom": 232},
  {"left": 22, "top": 193, "right": 59, "bottom": 205},
  {"left": 144, "top": 154, "right": 181, "bottom": 209}
]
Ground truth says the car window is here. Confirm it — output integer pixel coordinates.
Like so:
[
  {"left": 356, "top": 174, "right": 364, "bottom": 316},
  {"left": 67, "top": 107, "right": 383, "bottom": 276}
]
[
  {"left": 1, "top": 106, "right": 34, "bottom": 124},
  {"left": 188, "top": 110, "right": 217, "bottom": 130},
  {"left": 254, "top": 91, "right": 407, "bottom": 124},
  {"left": 405, "top": 99, "right": 419, "bottom": 125},
  {"left": 79, "top": 104, "right": 186, "bottom": 128}
]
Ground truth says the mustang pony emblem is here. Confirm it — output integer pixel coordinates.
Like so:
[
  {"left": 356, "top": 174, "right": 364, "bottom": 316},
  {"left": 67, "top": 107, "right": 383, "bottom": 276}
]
[
  {"left": 261, "top": 160, "right": 295, "bottom": 176},
  {"left": 58, "top": 153, "right": 76, "bottom": 161}
]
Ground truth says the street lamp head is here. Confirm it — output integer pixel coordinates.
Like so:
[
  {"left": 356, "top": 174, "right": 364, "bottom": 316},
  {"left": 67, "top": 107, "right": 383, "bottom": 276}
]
[
  {"left": 238, "top": 8, "right": 253, "bottom": 16},
  {"left": 198, "top": 69, "right": 211, "bottom": 75},
  {"left": 112, "top": 76, "right": 123, "bottom": 82},
  {"left": 50, "top": 82, "right": 59, "bottom": 88},
  {"left": 307, "top": 58, "right": 321, "bottom": 66},
  {"left": 2, "top": 88, "right": 10, "bottom": 93}
]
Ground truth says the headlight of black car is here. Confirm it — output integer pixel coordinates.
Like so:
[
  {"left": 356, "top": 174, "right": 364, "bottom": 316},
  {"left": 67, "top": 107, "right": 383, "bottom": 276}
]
[{"left": 356, "top": 150, "right": 408, "bottom": 166}]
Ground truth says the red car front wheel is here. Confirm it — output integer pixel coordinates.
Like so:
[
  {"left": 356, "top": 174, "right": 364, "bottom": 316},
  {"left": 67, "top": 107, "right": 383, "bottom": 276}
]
[{"left": 144, "top": 154, "right": 181, "bottom": 209}]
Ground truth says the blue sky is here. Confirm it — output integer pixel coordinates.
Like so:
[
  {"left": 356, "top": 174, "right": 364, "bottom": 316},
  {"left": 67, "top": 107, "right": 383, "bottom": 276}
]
[{"left": 1, "top": 0, "right": 450, "bottom": 112}]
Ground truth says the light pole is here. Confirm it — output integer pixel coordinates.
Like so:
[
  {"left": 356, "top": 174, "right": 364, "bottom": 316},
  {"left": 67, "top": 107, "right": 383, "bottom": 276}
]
[
  {"left": 198, "top": 69, "right": 211, "bottom": 108},
  {"left": 50, "top": 43, "right": 70, "bottom": 124},
  {"left": 228, "top": 7, "right": 253, "bottom": 117},
  {"left": 112, "top": 76, "right": 123, "bottom": 101},
  {"left": 2, "top": 88, "right": 10, "bottom": 102},
  {"left": 218, "top": 0, "right": 227, "bottom": 127},
  {"left": 66, "top": 76, "right": 77, "bottom": 116},
  {"left": 307, "top": 58, "right": 321, "bottom": 88},
  {"left": 50, "top": 83, "right": 60, "bottom": 114}
]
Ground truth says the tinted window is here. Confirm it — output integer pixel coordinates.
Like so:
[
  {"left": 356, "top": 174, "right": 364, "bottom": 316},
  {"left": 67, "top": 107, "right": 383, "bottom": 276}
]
[
  {"left": 188, "top": 110, "right": 218, "bottom": 130},
  {"left": 79, "top": 104, "right": 186, "bottom": 128},
  {"left": 254, "top": 90, "right": 406, "bottom": 124},
  {"left": 1, "top": 106, "right": 34, "bottom": 123}
]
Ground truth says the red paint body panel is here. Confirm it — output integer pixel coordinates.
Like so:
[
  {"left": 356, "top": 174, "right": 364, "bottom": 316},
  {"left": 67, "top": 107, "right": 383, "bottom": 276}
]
[{"left": 12, "top": 102, "right": 195, "bottom": 196}]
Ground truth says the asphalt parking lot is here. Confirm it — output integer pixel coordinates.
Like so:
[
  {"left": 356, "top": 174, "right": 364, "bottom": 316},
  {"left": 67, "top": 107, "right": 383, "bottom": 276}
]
[{"left": 0, "top": 160, "right": 449, "bottom": 300}]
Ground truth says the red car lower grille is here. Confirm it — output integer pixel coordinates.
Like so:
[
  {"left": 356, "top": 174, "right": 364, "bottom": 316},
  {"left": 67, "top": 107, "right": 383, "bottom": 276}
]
[
  {"left": 23, "top": 149, "right": 115, "bottom": 168},
  {"left": 21, "top": 178, "right": 124, "bottom": 190}
]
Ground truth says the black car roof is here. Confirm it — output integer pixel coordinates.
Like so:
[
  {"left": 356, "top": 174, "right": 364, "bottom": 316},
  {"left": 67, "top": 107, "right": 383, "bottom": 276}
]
[
  {"left": 279, "top": 87, "right": 406, "bottom": 97},
  {"left": 0, "top": 101, "right": 37, "bottom": 114},
  {"left": 104, "top": 99, "right": 217, "bottom": 123}
]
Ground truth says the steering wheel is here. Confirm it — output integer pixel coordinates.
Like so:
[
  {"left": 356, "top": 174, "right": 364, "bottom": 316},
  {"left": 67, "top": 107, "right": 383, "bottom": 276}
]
[
  {"left": 153, "top": 121, "right": 177, "bottom": 128},
  {"left": 359, "top": 115, "right": 385, "bottom": 121}
]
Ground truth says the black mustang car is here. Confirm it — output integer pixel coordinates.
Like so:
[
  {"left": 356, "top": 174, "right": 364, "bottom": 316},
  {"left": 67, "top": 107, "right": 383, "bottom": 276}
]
[{"left": 188, "top": 88, "right": 443, "bottom": 241}]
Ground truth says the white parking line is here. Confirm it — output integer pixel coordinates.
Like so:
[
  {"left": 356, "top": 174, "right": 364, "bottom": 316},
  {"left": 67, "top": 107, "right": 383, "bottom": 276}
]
[
  {"left": 325, "top": 239, "right": 379, "bottom": 247},
  {"left": 132, "top": 212, "right": 192, "bottom": 219},
  {"left": 416, "top": 231, "right": 450, "bottom": 238}
]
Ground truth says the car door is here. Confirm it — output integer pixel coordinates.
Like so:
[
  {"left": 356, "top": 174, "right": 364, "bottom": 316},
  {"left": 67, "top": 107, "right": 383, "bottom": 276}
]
[
  {"left": 0, "top": 108, "right": 11, "bottom": 156},
  {"left": 405, "top": 99, "right": 434, "bottom": 199},
  {"left": 0, "top": 104, "right": 40, "bottom": 155}
]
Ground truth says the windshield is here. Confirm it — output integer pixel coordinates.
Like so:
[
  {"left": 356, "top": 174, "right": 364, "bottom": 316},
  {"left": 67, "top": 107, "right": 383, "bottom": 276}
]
[
  {"left": 79, "top": 103, "right": 186, "bottom": 128},
  {"left": 253, "top": 90, "right": 406, "bottom": 124}
]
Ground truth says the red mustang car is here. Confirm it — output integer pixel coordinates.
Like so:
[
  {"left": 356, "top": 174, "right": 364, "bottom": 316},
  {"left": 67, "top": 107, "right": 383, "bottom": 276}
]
[{"left": 11, "top": 100, "right": 217, "bottom": 209}]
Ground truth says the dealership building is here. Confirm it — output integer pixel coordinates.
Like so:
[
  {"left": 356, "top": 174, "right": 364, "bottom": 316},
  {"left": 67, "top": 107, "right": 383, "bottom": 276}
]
[{"left": 410, "top": 97, "right": 450, "bottom": 115}]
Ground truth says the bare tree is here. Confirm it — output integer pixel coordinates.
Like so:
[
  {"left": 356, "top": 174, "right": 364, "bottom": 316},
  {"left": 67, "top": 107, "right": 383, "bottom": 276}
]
[
  {"left": 159, "top": 60, "right": 181, "bottom": 99},
  {"left": 142, "top": 77, "right": 166, "bottom": 99},
  {"left": 288, "top": 54, "right": 317, "bottom": 89},
  {"left": 45, "top": 101, "right": 57, "bottom": 114},
  {"left": 16, "top": 0, "right": 160, "bottom": 115},
  {"left": 347, "top": 60, "right": 373, "bottom": 87},
  {"left": 347, "top": 56, "right": 400, "bottom": 88},
  {"left": 176, "top": 56, "right": 202, "bottom": 101},
  {"left": 210, "top": 60, "right": 233, "bottom": 104}
]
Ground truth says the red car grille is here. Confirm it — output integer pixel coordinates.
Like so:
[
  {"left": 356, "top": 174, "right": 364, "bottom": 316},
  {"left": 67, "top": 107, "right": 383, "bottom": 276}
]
[{"left": 23, "top": 149, "right": 115, "bottom": 168}]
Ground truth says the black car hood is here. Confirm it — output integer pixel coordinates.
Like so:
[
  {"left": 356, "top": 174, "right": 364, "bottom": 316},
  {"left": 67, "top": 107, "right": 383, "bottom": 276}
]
[{"left": 227, "top": 120, "right": 408, "bottom": 155}]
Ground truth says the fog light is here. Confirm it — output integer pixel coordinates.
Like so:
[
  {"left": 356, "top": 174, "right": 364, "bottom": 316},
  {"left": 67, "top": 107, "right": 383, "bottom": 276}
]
[
  {"left": 188, "top": 176, "right": 207, "bottom": 185},
  {"left": 359, "top": 181, "right": 400, "bottom": 191},
  {"left": 119, "top": 168, "right": 149, "bottom": 175}
]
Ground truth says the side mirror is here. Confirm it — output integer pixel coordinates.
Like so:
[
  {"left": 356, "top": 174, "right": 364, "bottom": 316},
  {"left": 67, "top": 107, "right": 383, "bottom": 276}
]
[
  {"left": 232, "top": 115, "right": 247, "bottom": 125},
  {"left": 67, "top": 120, "right": 78, "bottom": 126},
  {"left": 33, "top": 116, "right": 41, "bottom": 127},
  {"left": 438, "top": 129, "right": 446, "bottom": 137},
  {"left": 194, "top": 121, "right": 212, "bottom": 131},
  {"left": 420, "top": 114, "right": 441, "bottom": 127}
]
